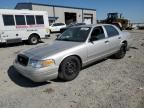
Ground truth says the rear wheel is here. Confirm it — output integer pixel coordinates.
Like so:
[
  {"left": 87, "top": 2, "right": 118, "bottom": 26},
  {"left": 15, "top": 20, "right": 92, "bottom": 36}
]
[
  {"left": 114, "top": 43, "right": 127, "bottom": 59},
  {"left": 58, "top": 56, "right": 81, "bottom": 81},
  {"left": 28, "top": 35, "right": 39, "bottom": 45}
]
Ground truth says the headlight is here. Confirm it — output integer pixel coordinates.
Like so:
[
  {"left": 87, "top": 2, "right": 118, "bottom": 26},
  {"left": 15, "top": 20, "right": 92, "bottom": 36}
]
[{"left": 28, "top": 59, "right": 55, "bottom": 68}]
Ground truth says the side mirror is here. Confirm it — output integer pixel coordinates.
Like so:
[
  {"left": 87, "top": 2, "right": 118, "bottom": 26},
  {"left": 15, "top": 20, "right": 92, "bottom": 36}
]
[
  {"left": 89, "top": 37, "right": 94, "bottom": 42},
  {"left": 89, "top": 36, "right": 97, "bottom": 42}
]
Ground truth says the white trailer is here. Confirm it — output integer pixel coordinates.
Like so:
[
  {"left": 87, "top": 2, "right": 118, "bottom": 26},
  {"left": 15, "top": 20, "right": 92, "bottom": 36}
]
[{"left": 0, "top": 9, "right": 50, "bottom": 44}]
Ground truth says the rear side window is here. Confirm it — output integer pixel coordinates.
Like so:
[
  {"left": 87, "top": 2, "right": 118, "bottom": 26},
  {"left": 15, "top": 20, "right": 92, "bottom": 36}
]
[
  {"left": 36, "top": 15, "right": 44, "bottom": 24},
  {"left": 104, "top": 25, "right": 119, "bottom": 37},
  {"left": 15, "top": 15, "right": 26, "bottom": 25},
  {"left": 26, "top": 15, "right": 35, "bottom": 25},
  {"left": 2, "top": 15, "right": 15, "bottom": 26}
]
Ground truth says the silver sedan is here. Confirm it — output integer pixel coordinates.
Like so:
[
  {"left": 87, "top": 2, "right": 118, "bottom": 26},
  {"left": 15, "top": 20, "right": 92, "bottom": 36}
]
[{"left": 13, "top": 24, "right": 130, "bottom": 82}]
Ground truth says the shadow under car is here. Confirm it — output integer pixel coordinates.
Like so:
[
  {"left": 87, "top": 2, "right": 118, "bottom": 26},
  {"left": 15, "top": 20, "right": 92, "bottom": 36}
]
[{"left": 7, "top": 66, "right": 50, "bottom": 88}]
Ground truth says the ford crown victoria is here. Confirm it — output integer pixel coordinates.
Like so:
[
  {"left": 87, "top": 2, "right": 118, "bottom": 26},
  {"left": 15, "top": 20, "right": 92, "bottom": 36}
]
[{"left": 13, "top": 24, "right": 131, "bottom": 82}]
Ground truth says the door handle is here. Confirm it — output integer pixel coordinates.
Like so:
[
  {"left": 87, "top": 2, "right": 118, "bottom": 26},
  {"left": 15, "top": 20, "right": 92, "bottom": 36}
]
[
  {"left": 118, "top": 37, "right": 121, "bottom": 39},
  {"left": 105, "top": 40, "right": 109, "bottom": 43}
]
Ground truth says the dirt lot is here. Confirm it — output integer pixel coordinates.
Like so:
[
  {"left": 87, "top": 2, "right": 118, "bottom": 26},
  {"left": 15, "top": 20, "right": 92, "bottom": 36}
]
[{"left": 0, "top": 31, "right": 144, "bottom": 108}]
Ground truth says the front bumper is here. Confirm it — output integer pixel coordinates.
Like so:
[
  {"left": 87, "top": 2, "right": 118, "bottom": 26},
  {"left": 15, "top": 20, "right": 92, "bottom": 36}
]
[{"left": 13, "top": 61, "right": 59, "bottom": 82}]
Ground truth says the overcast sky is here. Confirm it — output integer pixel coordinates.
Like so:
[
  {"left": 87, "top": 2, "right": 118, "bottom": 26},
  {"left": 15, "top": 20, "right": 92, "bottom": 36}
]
[{"left": 0, "top": 0, "right": 144, "bottom": 23}]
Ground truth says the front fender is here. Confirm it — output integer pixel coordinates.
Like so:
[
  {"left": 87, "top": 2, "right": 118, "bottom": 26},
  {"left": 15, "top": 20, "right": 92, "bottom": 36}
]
[{"left": 51, "top": 45, "right": 87, "bottom": 66}]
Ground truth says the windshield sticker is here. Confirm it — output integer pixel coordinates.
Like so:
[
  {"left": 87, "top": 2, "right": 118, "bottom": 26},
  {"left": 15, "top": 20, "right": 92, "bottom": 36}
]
[{"left": 80, "top": 28, "right": 89, "bottom": 31}]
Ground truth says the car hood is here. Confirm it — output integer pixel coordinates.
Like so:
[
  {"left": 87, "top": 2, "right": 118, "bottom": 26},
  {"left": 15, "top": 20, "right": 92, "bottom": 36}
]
[{"left": 22, "top": 40, "right": 82, "bottom": 59}]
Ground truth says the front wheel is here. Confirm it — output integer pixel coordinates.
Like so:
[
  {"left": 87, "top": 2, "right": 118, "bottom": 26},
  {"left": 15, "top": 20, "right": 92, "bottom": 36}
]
[
  {"left": 58, "top": 56, "right": 81, "bottom": 81},
  {"left": 114, "top": 43, "right": 127, "bottom": 59},
  {"left": 28, "top": 35, "right": 39, "bottom": 45}
]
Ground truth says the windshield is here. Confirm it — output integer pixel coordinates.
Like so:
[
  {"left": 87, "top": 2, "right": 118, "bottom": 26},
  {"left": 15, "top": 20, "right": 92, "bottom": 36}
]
[{"left": 56, "top": 27, "right": 91, "bottom": 42}]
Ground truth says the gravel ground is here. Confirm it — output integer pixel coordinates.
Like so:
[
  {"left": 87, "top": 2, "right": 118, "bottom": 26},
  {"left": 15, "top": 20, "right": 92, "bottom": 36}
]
[{"left": 0, "top": 31, "right": 144, "bottom": 108}]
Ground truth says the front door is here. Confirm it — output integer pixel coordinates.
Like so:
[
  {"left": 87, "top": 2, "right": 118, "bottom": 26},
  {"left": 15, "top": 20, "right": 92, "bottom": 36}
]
[{"left": 87, "top": 26, "right": 109, "bottom": 62}]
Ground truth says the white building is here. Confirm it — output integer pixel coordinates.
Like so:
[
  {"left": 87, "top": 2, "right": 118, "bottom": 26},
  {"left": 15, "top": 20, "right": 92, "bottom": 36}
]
[{"left": 15, "top": 2, "right": 96, "bottom": 25}]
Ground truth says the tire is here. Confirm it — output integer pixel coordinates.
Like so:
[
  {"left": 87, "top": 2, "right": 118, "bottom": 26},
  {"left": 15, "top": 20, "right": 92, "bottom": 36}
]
[
  {"left": 50, "top": 30, "right": 52, "bottom": 33},
  {"left": 114, "top": 43, "right": 127, "bottom": 59},
  {"left": 28, "top": 35, "right": 39, "bottom": 45},
  {"left": 58, "top": 56, "right": 81, "bottom": 81}
]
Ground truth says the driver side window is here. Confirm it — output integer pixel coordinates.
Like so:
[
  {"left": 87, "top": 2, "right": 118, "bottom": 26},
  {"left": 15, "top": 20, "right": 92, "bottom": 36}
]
[{"left": 90, "top": 26, "right": 105, "bottom": 41}]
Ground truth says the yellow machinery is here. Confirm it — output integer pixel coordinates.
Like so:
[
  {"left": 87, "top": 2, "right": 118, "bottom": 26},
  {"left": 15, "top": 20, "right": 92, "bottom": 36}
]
[{"left": 100, "top": 13, "right": 131, "bottom": 30}]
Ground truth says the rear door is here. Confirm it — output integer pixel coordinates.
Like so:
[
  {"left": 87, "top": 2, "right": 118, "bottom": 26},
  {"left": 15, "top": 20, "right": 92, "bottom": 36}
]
[
  {"left": 104, "top": 25, "right": 121, "bottom": 53},
  {"left": 1, "top": 14, "right": 27, "bottom": 43},
  {"left": 1, "top": 14, "right": 16, "bottom": 41},
  {"left": 87, "top": 26, "right": 110, "bottom": 61}
]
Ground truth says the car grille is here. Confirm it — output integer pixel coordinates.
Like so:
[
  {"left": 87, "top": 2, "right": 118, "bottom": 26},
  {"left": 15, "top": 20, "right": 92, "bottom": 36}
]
[{"left": 17, "top": 54, "right": 29, "bottom": 66}]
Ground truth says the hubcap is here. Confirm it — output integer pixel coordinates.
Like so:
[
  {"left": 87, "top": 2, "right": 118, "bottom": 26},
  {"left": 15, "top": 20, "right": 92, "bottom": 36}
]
[
  {"left": 65, "top": 60, "right": 77, "bottom": 75},
  {"left": 31, "top": 37, "right": 37, "bottom": 44}
]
